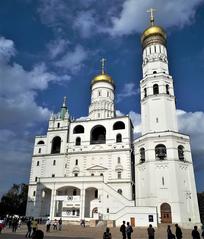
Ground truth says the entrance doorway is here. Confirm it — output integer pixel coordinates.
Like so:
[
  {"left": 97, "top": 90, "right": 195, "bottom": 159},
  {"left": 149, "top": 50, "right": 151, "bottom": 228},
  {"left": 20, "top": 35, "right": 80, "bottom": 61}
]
[
  {"left": 130, "top": 217, "right": 135, "bottom": 227},
  {"left": 160, "top": 203, "right": 172, "bottom": 223}
]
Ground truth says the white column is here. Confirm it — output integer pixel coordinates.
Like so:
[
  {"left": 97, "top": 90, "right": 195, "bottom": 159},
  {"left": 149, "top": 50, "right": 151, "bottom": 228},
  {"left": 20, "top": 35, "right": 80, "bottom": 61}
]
[
  {"left": 50, "top": 184, "right": 56, "bottom": 220},
  {"left": 80, "top": 187, "right": 85, "bottom": 219}
]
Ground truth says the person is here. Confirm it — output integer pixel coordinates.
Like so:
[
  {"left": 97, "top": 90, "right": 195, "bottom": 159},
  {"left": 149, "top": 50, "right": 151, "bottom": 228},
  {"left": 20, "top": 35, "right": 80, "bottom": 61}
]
[
  {"left": 12, "top": 217, "right": 18, "bottom": 232},
  {"left": 53, "top": 219, "right": 57, "bottom": 230},
  {"left": 80, "top": 219, "right": 85, "bottom": 227},
  {"left": 25, "top": 219, "right": 32, "bottom": 238},
  {"left": 46, "top": 218, "right": 51, "bottom": 232},
  {"left": 103, "top": 227, "right": 112, "bottom": 239},
  {"left": 32, "top": 229, "right": 44, "bottom": 239},
  {"left": 58, "top": 218, "right": 62, "bottom": 231},
  {"left": 120, "top": 221, "right": 126, "bottom": 239},
  {"left": 126, "top": 222, "right": 133, "bottom": 239},
  {"left": 147, "top": 224, "right": 155, "bottom": 239},
  {"left": 175, "top": 224, "right": 182, "bottom": 239},
  {"left": 192, "top": 226, "right": 200, "bottom": 239},
  {"left": 167, "top": 225, "right": 175, "bottom": 239},
  {"left": 31, "top": 219, "right": 38, "bottom": 236}
]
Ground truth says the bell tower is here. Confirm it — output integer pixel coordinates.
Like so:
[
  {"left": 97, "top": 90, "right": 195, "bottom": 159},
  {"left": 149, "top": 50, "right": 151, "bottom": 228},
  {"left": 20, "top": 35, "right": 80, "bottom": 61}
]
[
  {"left": 134, "top": 9, "right": 200, "bottom": 227},
  {"left": 140, "top": 8, "right": 177, "bottom": 135}
]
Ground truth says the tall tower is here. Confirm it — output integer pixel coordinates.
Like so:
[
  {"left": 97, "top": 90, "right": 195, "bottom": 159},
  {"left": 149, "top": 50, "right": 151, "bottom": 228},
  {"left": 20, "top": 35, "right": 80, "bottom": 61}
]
[
  {"left": 88, "top": 58, "right": 115, "bottom": 119},
  {"left": 134, "top": 9, "right": 200, "bottom": 227}
]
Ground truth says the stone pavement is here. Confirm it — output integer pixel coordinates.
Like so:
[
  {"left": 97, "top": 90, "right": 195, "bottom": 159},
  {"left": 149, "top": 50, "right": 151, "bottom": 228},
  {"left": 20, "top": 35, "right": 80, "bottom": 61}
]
[{"left": 0, "top": 224, "right": 202, "bottom": 239}]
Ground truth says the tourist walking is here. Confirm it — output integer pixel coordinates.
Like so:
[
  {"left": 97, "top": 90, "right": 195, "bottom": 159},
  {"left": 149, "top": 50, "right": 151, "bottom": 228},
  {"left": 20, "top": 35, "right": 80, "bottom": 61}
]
[
  {"left": 12, "top": 217, "right": 18, "bottom": 232},
  {"left": 147, "top": 224, "right": 155, "bottom": 239},
  {"left": 31, "top": 219, "right": 38, "bottom": 236},
  {"left": 46, "top": 218, "right": 51, "bottom": 232},
  {"left": 103, "top": 227, "right": 112, "bottom": 239},
  {"left": 167, "top": 225, "right": 175, "bottom": 239},
  {"left": 120, "top": 221, "right": 126, "bottom": 239},
  {"left": 192, "top": 226, "right": 200, "bottom": 239},
  {"left": 175, "top": 224, "right": 182, "bottom": 239},
  {"left": 58, "top": 218, "right": 62, "bottom": 231},
  {"left": 53, "top": 219, "right": 58, "bottom": 230},
  {"left": 126, "top": 222, "right": 133, "bottom": 239},
  {"left": 25, "top": 219, "right": 32, "bottom": 238}
]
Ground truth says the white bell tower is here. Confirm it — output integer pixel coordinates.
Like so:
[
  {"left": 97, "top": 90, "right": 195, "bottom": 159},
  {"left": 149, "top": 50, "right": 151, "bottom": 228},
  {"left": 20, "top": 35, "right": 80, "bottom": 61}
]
[{"left": 134, "top": 9, "right": 200, "bottom": 227}]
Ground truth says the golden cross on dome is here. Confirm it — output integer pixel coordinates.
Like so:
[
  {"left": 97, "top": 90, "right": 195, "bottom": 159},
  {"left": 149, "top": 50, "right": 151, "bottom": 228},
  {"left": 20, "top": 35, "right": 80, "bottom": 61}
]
[
  {"left": 147, "top": 8, "right": 156, "bottom": 26},
  {"left": 100, "top": 58, "right": 106, "bottom": 74}
]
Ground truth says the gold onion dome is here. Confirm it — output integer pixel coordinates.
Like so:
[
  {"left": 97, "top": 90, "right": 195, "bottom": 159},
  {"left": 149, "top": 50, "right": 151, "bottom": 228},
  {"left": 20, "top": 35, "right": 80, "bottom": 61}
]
[
  {"left": 141, "top": 8, "right": 167, "bottom": 48},
  {"left": 91, "top": 58, "right": 114, "bottom": 86}
]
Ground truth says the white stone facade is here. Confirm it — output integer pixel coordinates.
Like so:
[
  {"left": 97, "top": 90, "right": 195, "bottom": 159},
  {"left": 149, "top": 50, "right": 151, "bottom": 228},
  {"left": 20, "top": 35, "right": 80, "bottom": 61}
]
[{"left": 26, "top": 23, "right": 200, "bottom": 228}]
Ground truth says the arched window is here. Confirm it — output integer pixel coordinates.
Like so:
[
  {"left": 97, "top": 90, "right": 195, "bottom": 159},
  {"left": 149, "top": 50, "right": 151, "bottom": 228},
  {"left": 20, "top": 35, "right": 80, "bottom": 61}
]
[
  {"left": 37, "top": 161, "right": 39, "bottom": 166},
  {"left": 144, "top": 88, "right": 147, "bottom": 98},
  {"left": 155, "top": 144, "right": 167, "bottom": 160},
  {"left": 94, "top": 189, "right": 98, "bottom": 198},
  {"left": 57, "top": 123, "right": 60, "bottom": 128},
  {"left": 117, "top": 189, "right": 122, "bottom": 195},
  {"left": 166, "top": 84, "right": 170, "bottom": 95},
  {"left": 153, "top": 71, "right": 157, "bottom": 74},
  {"left": 178, "top": 145, "right": 184, "bottom": 161},
  {"left": 116, "top": 134, "right": 122, "bottom": 143},
  {"left": 75, "top": 159, "right": 78, "bottom": 165},
  {"left": 73, "top": 125, "right": 84, "bottom": 134},
  {"left": 117, "top": 157, "right": 121, "bottom": 164},
  {"left": 75, "top": 137, "right": 81, "bottom": 146},
  {"left": 53, "top": 160, "right": 56, "bottom": 166},
  {"left": 140, "top": 147, "right": 145, "bottom": 163},
  {"left": 90, "top": 125, "right": 106, "bottom": 144},
  {"left": 73, "top": 189, "right": 77, "bottom": 196},
  {"left": 100, "top": 173, "right": 104, "bottom": 176},
  {"left": 117, "top": 171, "right": 122, "bottom": 179},
  {"left": 37, "top": 140, "right": 44, "bottom": 145},
  {"left": 153, "top": 84, "right": 159, "bottom": 95},
  {"left": 51, "top": 136, "right": 61, "bottom": 154},
  {"left": 113, "top": 121, "right": 125, "bottom": 130}
]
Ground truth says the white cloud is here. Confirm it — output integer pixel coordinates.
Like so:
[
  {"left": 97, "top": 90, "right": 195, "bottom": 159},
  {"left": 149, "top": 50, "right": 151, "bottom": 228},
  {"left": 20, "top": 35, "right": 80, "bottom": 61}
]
[
  {"left": 117, "top": 83, "right": 139, "bottom": 102},
  {"left": 0, "top": 36, "right": 16, "bottom": 62},
  {"left": 106, "top": 0, "right": 203, "bottom": 36},
  {"left": 47, "top": 38, "right": 69, "bottom": 59},
  {"left": 55, "top": 45, "right": 88, "bottom": 72},
  {"left": 74, "top": 11, "right": 97, "bottom": 38}
]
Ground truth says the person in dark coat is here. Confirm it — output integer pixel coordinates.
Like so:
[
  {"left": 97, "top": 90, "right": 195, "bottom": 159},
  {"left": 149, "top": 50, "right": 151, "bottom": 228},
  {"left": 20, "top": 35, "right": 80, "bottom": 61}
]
[
  {"left": 25, "top": 219, "right": 32, "bottom": 238},
  {"left": 147, "top": 224, "right": 155, "bottom": 239},
  {"left": 103, "top": 227, "right": 112, "bottom": 239},
  {"left": 120, "top": 221, "right": 126, "bottom": 239},
  {"left": 192, "top": 226, "right": 200, "bottom": 239},
  {"left": 175, "top": 224, "right": 182, "bottom": 239},
  {"left": 167, "top": 225, "right": 175, "bottom": 239},
  {"left": 126, "top": 222, "right": 133, "bottom": 239}
]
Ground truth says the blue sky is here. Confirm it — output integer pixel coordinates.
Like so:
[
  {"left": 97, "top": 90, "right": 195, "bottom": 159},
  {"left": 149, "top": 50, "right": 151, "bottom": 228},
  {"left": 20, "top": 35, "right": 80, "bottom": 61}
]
[{"left": 0, "top": 0, "right": 204, "bottom": 197}]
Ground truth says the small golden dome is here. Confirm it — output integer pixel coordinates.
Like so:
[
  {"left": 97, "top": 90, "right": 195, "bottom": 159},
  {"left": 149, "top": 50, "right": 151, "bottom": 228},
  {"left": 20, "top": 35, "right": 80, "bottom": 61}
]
[{"left": 91, "top": 73, "right": 114, "bottom": 85}]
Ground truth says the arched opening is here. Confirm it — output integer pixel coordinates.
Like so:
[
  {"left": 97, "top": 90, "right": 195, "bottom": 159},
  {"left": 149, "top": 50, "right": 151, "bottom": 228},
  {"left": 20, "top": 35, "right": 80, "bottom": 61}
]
[
  {"left": 153, "top": 71, "right": 157, "bottom": 74},
  {"left": 75, "top": 137, "right": 81, "bottom": 146},
  {"left": 85, "top": 187, "right": 98, "bottom": 218},
  {"left": 90, "top": 125, "right": 106, "bottom": 144},
  {"left": 153, "top": 84, "right": 159, "bottom": 95},
  {"left": 178, "top": 145, "right": 184, "bottom": 161},
  {"left": 92, "top": 207, "right": 98, "bottom": 218},
  {"left": 73, "top": 125, "right": 84, "bottom": 134},
  {"left": 116, "top": 134, "right": 122, "bottom": 143},
  {"left": 166, "top": 84, "right": 170, "bottom": 94},
  {"left": 113, "top": 121, "right": 125, "bottom": 130},
  {"left": 37, "top": 140, "right": 44, "bottom": 145},
  {"left": 56, "top": 186, "right": 81, "bottom": 218},
  {"left": 117, "top": 189, "right": 122, "bottom": 195},
  {"left": 144, "top": 88, "right": 147, "bottom": 98},
  {"left": 51, "top": 136, "right": 61, "bottom": 154},
  {"left": 160, "top": 203, "right": 172, "bottom": 223},
  {"left": 140, "top": 147, "right": 145, "bottom": 163},
  {"left": 155, "top": 144, "right": 167, "bottom": 160}
]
